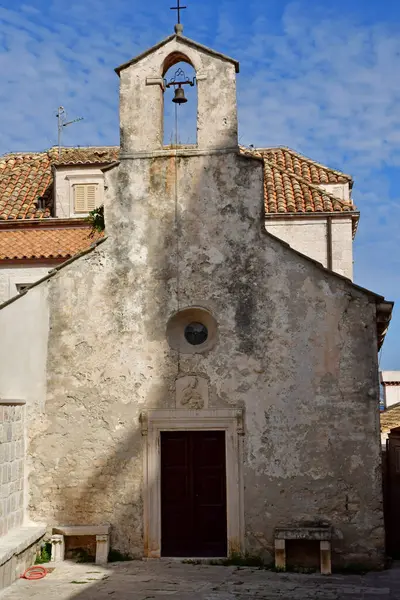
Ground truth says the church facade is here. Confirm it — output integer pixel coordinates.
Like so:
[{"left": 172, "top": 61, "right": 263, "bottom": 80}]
[{"left": 0, "top": 28, "right": 393, "bottom": 572}]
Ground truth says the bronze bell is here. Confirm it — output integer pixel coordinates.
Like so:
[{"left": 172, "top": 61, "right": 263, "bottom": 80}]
[{"left": 172, "top": 85, "right": 187, "bottom": 104}]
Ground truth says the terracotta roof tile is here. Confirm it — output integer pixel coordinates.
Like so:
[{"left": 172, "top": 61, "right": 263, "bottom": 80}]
[
  {"left": 263, "top": 161, "right": 355, "bottom": 214},
  {"left": 2, "top": 145, "right": 355, "bottom": 222},
  {"left": 259, "top": 147, "right": 353, "bottom": 185},
  {"left": 240, "top": 146, "right": 356, "bottom": 215},
  {"left": 0, "top": 226, "right": 103, "bottom": 260},
  {"left": 0, "top": 146, "right": 119, "bottom": 221}
]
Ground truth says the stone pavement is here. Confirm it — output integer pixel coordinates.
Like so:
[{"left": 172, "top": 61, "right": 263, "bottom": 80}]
[{"left": 1, "top": 559, "right": 400, "bottom": 599}]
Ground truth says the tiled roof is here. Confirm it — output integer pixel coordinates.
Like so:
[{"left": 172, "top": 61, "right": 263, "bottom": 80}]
[
  {"left": 260, "top": 147, "right": 353, "bottom": 185},
  {"left": 1, "top": 145, "right": 355, "bottom": 221},
  {"left": 0, "top": 146, "right": 119, "bottom": 221},
  {"left": 0, "top": 224, "right": 103, "bottom": 260},
  {"left": 0, "top": 144, "right": 357, "bottom": 260},
  {"left": 240, "top": 146, "right": 356, "bottom": 215},
  {"left": 381, "top": 404, "right": 400, "bottom": 434},
  {"left": 263, "top": 161, "right": 355, "bottom": 214}
]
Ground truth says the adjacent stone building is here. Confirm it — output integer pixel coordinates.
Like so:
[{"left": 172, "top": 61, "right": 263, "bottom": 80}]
[
  {"left": 0, "top": 147, "right": 116, "bottom": 303},
  {"left": 0, "top": 26, "right": 394, "bottom": 580}
]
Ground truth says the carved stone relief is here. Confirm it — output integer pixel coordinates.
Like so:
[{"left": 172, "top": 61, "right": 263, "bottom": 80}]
[{"left": 176, "top": 376, "right": 209, "bottom": 409}]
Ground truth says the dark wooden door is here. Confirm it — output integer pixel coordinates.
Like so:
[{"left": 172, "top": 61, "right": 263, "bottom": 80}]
[
  {"left": 386, "top": 430, "right": 400, "bottom": 556},
  {"left": 161, "top": 430, "right": 227, "bottom": 557}
]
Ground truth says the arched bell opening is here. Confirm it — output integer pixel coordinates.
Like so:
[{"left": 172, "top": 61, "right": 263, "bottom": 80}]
[{"left": 162, "top": 54, "right": 197, "bottom": 148}]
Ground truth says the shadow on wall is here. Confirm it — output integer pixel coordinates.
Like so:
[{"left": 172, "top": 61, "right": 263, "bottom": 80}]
[
  {"left": 28, "top": 34, "right": 272, "bottom": 577},
  {"left": 40, "top": 153, "right": 263, "bottom": 598}
]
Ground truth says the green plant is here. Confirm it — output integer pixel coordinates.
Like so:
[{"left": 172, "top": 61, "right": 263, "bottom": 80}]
[
  {"left": 269, "top": 565, "right": 286, "bottom": 573},
  {"left": 87, "top": 205, "right": 105, "bottom": 235},
  {"left": 108, "top": 548, "right": 133, "bottom": 562},
  {"left": 35, "top": 542, "right": 52, "bottom": 564},
  {"left": 86, "top": 571, "right": 102, "bottom": 574}
]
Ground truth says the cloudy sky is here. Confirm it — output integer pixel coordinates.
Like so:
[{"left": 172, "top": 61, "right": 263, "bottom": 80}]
[{"left": 1, "top": 0, "right": 400, "bottom": 368}]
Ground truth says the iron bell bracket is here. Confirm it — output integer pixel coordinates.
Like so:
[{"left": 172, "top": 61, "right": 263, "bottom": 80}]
[
  {"left": 164, "top": 77, "right": 196, "bottom": 89},
  {"left": 164, "top": 67, "right": 196, "bottom": 89}
]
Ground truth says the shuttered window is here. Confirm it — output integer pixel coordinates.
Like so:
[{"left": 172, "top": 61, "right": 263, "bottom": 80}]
[{"left": 74, "top": 184, "right": 97, "bottom": 213}]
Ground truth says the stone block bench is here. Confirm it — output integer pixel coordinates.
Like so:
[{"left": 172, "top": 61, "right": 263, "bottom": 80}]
[
  {"left": 50, "top": 525, "right": 110, "bottom": 564},
  {"left": 0, "top": 525, "right": 46, "bottom": 590},
  {"left": 274, "top": 527, "right": 332, "bottom": 575}
]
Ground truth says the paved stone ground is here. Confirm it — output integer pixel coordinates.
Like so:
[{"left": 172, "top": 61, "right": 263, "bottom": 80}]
[{"left": 2, "top": 560, "right": 400, "bottom": 599}]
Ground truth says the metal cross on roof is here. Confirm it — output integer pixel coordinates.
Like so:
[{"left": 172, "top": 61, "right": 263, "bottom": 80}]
[{"left": 170, "top": 0, "right": 187, "bottom": 25}]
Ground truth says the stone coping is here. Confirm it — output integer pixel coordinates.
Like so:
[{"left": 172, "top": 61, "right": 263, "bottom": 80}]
[
  {"left": 275, "top": 527, "right": 333, "bottom": 541},
  {"left": 0, "top": 399, "right": 26, "bottom": 405},
  {"left": 0, "top": 525, "right": 46, "bottom": 566},
  {"left": 53, "top": 525, "right": 110, "bottom": 536}
]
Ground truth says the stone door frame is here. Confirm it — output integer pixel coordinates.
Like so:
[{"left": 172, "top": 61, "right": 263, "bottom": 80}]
[{"left": 140, "top": 409, "right": 245, "bottom": 558}]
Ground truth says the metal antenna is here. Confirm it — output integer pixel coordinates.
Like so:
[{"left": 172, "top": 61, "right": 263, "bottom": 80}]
[{"left": 56, "top": 107, "right": 84, "bottom": 158}]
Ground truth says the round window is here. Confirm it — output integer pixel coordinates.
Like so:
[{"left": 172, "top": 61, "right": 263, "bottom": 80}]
[
  {"left": 166, "top": 307, "right": 217, "bottom": 354},
  {"left": 184, "top": 322, "right": 208, "bottom": 346}
]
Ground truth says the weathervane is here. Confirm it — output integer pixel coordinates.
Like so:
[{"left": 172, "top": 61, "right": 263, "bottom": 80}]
[{"left": 170, "top": 0, "right": 186, "bottom": 34}]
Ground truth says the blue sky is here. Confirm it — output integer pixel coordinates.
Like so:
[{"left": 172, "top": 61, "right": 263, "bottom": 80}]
[{"left": 1, "top": 0, "right": 400, "bottom": 368}]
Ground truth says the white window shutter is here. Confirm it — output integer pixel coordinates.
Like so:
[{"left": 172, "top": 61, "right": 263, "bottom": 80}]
[
  {"left": 74, "top": 185, "right": 86, "bottom": 212},
  {"left": 74, "top": 184, "right": 97, "bottom": 213},
  {"left": 86, "top": 185, "right": 97, "bottom": 211}
]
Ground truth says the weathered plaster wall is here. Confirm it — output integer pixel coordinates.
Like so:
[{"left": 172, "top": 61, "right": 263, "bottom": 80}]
[
  {"left": 319, "top": 183, "right": 351, "bottom": 201},
  {"left": 0, "top": 284, "right": 50, "bottom": 538},
  {"left": 331, "top": 218, "right": 354, "bottom": 280},
  {"left": 265, "top": 219, "right": 328, "bottom": 270},
  {"left": 381, "top": 371, "right": 400, "bottom": 408},
  {"left": 54, "top": 166, "right": 105, "bottom": 218},
  {"left": 0, "top": 265, "right": 54, "bottom": 303},
  {"left": 265, "top": 216, "right": 354, "bottom": 280},
  {"left": 0, "top": 285, "right": 49, "bottom": 413},
  {"left": 119, "top": 36, "right": 238, "bottom": 152},
  {"left": 0, "top": 404, "right": 24, "bottom": 536},
  {"left": 22, "top": 150, "right": 384, "bottom": 567}
]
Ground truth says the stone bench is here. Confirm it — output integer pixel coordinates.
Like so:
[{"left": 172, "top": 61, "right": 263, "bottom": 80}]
[
  {"left": 0, "top": 525, "right": 46, "bottom": 590},
  {"left": 274, "top": 527, "right": 332, "bottom": 575},
  {"left": 50, "top": 525, "right": 110, "bottom": 564}
]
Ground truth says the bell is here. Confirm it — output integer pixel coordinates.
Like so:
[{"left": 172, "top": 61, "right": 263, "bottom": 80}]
[{"left": 172, "top": 85, "right": 187, "bottom": 104}]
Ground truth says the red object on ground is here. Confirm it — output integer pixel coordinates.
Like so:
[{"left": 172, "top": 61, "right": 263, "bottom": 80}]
[{"left": 20, "top": 566, "right": 47, "bottom": 580}]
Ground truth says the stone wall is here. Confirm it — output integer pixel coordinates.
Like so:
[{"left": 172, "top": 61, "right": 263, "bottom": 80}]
[
  {"left": 18, "top": 150, "right": 385, "bottom": 568},
  {"left": 0, "top": 404, "right": 24, "bottom": 536},
  {"left": 119, "top": 36, "right": 238, "bottom": 153}
]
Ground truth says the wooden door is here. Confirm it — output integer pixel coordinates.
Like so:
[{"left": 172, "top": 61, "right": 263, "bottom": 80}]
[
  {"left": 386, "top": 430, "right": 400, "bottom": 556},
  {"left": 161, "top": 430, "right": 227, "bottom": 557}
]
